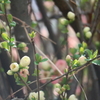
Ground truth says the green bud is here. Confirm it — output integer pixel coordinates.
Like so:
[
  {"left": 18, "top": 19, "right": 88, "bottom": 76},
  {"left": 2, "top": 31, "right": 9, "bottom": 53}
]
[
  {"left": 85, "top": 31, "right": 92, "bottom": 38},
  {"left": 61, "top": 87, "right": 66, "bottom": 92},
  {"left": 76, "top": 32, "right": 80, "bottom": 38},
  {"left": 29, "top": 31, "right": 36, "bottom": 38},
  {"left": 82, "top": 41, "right": 87, "bottom": 49},
  {"left": 83, "top": 27, "right": 90, "bottom": 33},
  {"left": 7, "top": 70, "right": 13, "bottom": 75},
  {"left": 59, "top": 18, "right": 69, "bottom": 25},
  {"left": 54, "top": 83, "right": 61, "bottom": 89},
  {"left": 78, "top": 56, "right": 87, "bottom": 65},
  {"left": 79, "top": 47, "right": 84, "bottom": 54},
  {"left": 67, "top": 11, "right": 75, "bottom": 20},
  {"left": 18, "top": 42, "right": 26, "bottom": 49}
]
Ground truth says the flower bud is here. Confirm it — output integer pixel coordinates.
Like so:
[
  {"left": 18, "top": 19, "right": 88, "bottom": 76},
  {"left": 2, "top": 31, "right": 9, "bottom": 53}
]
[
  {"left": 66, "top": 55, "right": 72, "bottom": 62},
  {"left": 10, "top": 63, "right": 19, "bottom": 72},
  {"left": 7, "top": 70, "right": 13, "bottom": 75},
  {"left": 78, "top": 56, "right": 87, "bottom": 65},
  {"left": 82, "top": 41, "right": 87, "bottom": 49},
  {"left": 76, "top": 32, "right": 80, "bottom": 38},
  {"left": 68, "top": 94, "right": 78, "bottom": 100},
  {"left": 55, "top": 88, "right": 61, "bottom": 93},
  {"left": 40, "top": 61, "right": 51, "bottom": 70},
  {"left": 83, "top": 27, "right": 90, "bottom": 33},
  {"left": 54, "top": 83, "right": 61, "bottom": 89},
  {"left": 67, "top": 11, "right": 75, "bottom": 20},
  {"left": 20, "top": 56, "right": 31, "bottom": 67},
  {"left": 59, "top": 18, "right": 69, "bottom": 25},
  {"left": 85, "top": 31, "right": 92, "bottom": 38},
  {"left": 79, "top": 47, "right": 84, "bottom": 54},
  {"left": 18, "top": 42, "right": 26, "bottom": 49}
]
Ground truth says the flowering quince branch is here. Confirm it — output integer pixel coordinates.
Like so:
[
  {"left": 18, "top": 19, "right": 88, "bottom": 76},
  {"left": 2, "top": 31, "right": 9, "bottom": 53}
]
[
  {"left": 31, "top": 55, "right": 100, "bottom": 92},
  {"left": 35, "top": 44, "right": 63, "bottom": 75},
  {"left": 16, "top": 72, "right": 32, "bottom": 92},
  {"left": 29, "top": 33, "right": 40, "bottom": 100},
  {"left": 0, "top": 14, "right": 56, "bottom": 44}
]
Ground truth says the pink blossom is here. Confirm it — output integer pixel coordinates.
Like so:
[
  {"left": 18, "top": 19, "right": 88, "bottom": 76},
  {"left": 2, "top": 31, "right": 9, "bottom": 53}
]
[
  {"left": 54, "top": 60, "right": 68, "bottom": 73},
  {"left": 19, "top": 69, "right": 29, "bottom": 77},
  {"left": 39, "top": 70, "right": 51, "bottom": 83}
]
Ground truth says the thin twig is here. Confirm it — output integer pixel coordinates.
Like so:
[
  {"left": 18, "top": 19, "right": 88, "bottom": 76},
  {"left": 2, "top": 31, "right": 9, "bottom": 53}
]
[{"left": 35, "top": 44, "right": 63, "bottom": 75}]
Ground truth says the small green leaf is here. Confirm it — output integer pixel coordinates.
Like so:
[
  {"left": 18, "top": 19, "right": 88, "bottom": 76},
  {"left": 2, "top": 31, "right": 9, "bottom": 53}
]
[
  {"left": 9, "top": 21, "right": 16, "bottom": 27},
  {"left": 73, "top": 54, "right": 80, "bottom": 59},
  {"left": 10, "top": 37, "right": 15, "bottom": 42},
  {"left": 34, "top": 61, "right": 39, "bottom": 65},
  {"left": 32, "top": 69, "right": 39, "bottom": 76},
  {"left": 40, "top": 58, "right": 48, "bottom": 62},
  {"left": 31, "top": 21, "right": 37, "bottom": 28},
  {"left": 7, "top": 14, "right": 13, "bottom": 23},
  {"left": 92, "top": 60, "right": 100, "bottom": 66},
  {"left": 1, "top": 32, "right": 9, "bottom": 40},
  {"left": 70, "top": 48, "right": 77, "bottom": 54},
  {"left": 92, "top": 50, "right": 98, "bottom": 58},
  {"left": 85, "top": 49, "right": 92, "bottom": 57},
  {"left": 8, "top": 42, "right": 15, "bottom": 46}
]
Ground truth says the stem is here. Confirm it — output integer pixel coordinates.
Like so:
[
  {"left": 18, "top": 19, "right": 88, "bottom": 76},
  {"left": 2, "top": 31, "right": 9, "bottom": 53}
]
[
  {"left": 4, "top": 4, "right": 12, "bottom": 62},
  {"left": 31, "top": 39, "right": 40, "bottom": 100},
  {"left": 17, "top": 72, "right": 32, "bottom": 92}
]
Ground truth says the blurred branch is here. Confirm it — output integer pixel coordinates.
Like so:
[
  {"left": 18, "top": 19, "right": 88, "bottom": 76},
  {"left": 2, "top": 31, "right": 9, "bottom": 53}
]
[
  {"left": 36, "top": 0, "right": 62, "bottom": 59},
  {"left": 89, "top": 0, "right": 100, "bottom": 44}
]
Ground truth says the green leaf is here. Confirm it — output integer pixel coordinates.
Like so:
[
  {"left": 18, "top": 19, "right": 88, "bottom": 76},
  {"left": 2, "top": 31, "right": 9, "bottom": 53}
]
[
  {"left": 1, "top": 32, "right": 9, "bottom": 40},
  {"left": 8, "top": 42, "right": 15, "bottom": 46},
  {"left": 5, "top": 0, "right": 11, "bottom": 4},
  {"left": 92, "top": 60, "right": 100, "bottom": 66},
  {"left": 92, "top": 50, "right": 98, "bottom": 58},
  {"left": 10, "top": 37, "right": 15, "bottom": 42},
  {"left": 1, "top": 41, "right": 9, "bottom": 50},
  {"left": 31, "top": 21, "right": 37, "bottom": 28},
  {"left": 0, "top": 3, "right": 4, "bottom": 13},
  {"left": 32, "top": 69, "right": 39, "bottom": 76},
  {"left": 40, "top": 58, "right": 48, "bottom": 62},
  {"left": 70, "top": 48, "right": 77, "bottom": 54},
  {"left": 7, "top": 14, "right": 13, "bottom": 23},
  {"left": 85, "top": 49, "right": 92, "bottom": 57},
  {"left": 9, "top": 21, "right": 16, "bottom": 27},
  {"left": 34, "top": 61, "right": 39, "bottom": 65},
  {"left": 73, "top": 54, "right": 80, "bottom": 59}
]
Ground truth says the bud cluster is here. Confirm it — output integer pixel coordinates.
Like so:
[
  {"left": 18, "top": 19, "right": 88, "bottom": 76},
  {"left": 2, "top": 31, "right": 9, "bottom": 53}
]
[
  {"left": 83, "top": 27, "right": 92, "bottom": 39},
  {"left": 7, "top": 56, "right": 30, "bottom": 78},
  {"left": 29, "top": 91, "right": 45, "bottom": 100}
]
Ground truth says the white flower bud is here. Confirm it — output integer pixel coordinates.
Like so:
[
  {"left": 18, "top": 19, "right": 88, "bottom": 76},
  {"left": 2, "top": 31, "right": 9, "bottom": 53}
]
[
  {"left": 66, "top": 55, "right": 72, "bottom": 62},
  {"left": 85, "top": 31, "right": 92, "bottom": 38},
  {"left": 78, "top": 56, "right": 87, "bottom": 65},
  {"left": 29, "top": 91, "right": 45, "bottom": 100},
  {"left": 10, "top": 63, "right": 19, "bottom": 72},
  {"left": 7, "top": 70, "right": 13, "bottom": 75},
  {"left": 55, "top": 88, "right": 60, "bottom": 93},
  {"left": 67, "top": 11, "right": 75, "bottom": 20},
  {"left": 20, "top": 56, "right": 31, "bottom": 67},
  {"left": 68, "top": 94, "right": 78, "bottom": 100},
  {"left": 83, "top": 27, "right": 90, "bottom": 33}
]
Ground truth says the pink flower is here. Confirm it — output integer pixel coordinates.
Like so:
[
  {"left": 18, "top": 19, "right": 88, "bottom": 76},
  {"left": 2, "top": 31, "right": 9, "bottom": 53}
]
[
  {"left": 55, "top": 60, "right": 68, "bottom": 73},
  {"left": 39, "top": 70, "right": 51, "bottom": 83},
  {"left": 19, "top": 69, "right": 29, "bottom": 77}
]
